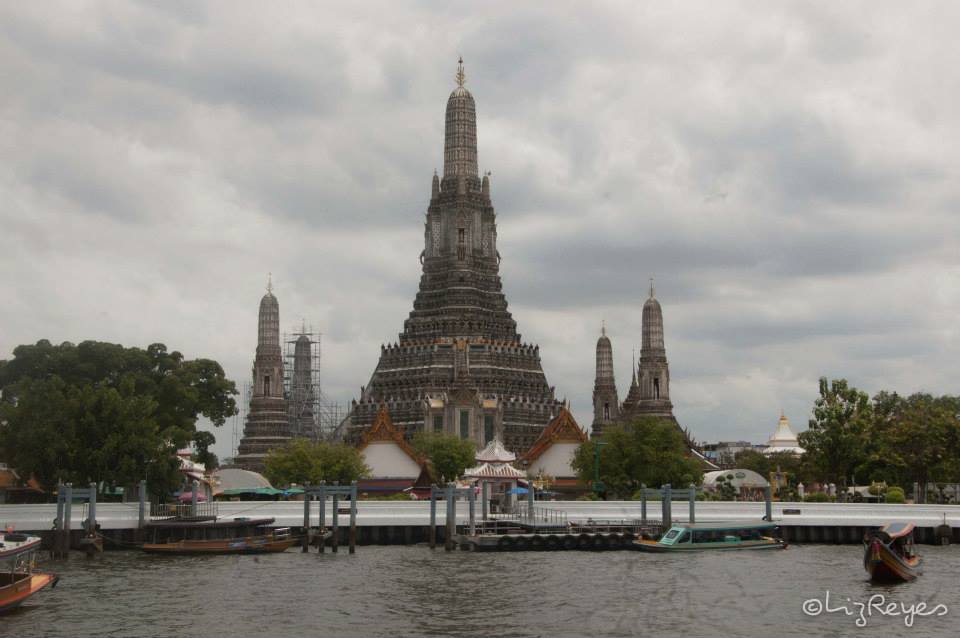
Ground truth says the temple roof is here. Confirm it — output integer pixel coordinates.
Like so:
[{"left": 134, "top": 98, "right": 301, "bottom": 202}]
[
  {"left": 359, "top": 405, "right": 424, "bottom": 465},
  {"left": 524, "top": 407, "right": 587, "bottom": 463},
  {"left": 764, "top": 412, "right": 805, "bottom": 455},
  {"left": 464, "top": 461, "right": 526, "bottom": 480},
  {"left": 475, "top": 437, "right": 516, "bottom": 463}
]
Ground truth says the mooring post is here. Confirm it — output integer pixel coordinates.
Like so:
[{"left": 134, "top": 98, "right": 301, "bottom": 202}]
[
  {"left": 191, "top": 479, "right": 198, "bottom": 517},
  {"left": 688, "top": 483, "right": 696, "bottom": 524},
  {"left": 349, "top": 482, "right": 358, "bottom": 554},
  {"left": 302, "top": 491, "right": 311, "bottom": 553},
  {"left": 640, "top": 483, "right": 647, "bottom": 526},
  {"left": 445, "top": 482, "right": 455, "bottom": 551},
  {"left": 63, "top": 482, "right": 73, "bottom": 556},
  {"left": 332, "top": 492, "right": 340, "bottom": 553},
  {"left": 663, "top": 484, "right": 672, "bottom": 531},
  {"left": 527, "top": 478, "right": 535, "bottom": 518},
  {"left": 468, "top": 486, "right": 476, "bottom": 536},
  {"left": 429, "top": 486, "right": 437, "bottom": 549},
  {"left": 764, "top": 485, "right": 772, "bottom": 521},
  {"left": 88, "top": 482, "right": 97, "bottom": 534},
  {"left": 318, "top": 482, "right": 327, "bottom": 553},
  {"left": 481, "top": 481, "right": 489, "bottom": 521},
  {"left": 138, "top": 480, "right": 147, "bottom": 529},
  {"left": 55, "top": 482, "right": 65, "bottom": 529}
]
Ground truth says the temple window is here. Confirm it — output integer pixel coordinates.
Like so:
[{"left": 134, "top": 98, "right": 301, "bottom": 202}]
[
  {"left": 603, "top": 402, "right": 610, "bottom": 420},
  {"left": 264, "top": 375, "right": 271, "bottom": 396},
  {"left": 653, "top": 377, "right": 660, "bottom": 399},
  {"left": 460, "top": 410, "right": 470, "bottom": 439},
  {"left": 457, "top": 228, "right": 466, "bottom": 260},
  {"left": 484, "top": 414, "right": 494, "bottom": 444},
  {"left": 433, "top": 414, "right": 443, "bottom": 432}
]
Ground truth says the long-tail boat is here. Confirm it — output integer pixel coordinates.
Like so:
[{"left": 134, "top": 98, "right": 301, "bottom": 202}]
[
  {"left": 0, "top": 532, "right": 59, "bottom": 614},
  {"left": 864, "top": 522, "right": 920, "bottom": 582},
  {"left": 142, "top": 517, "right": 297, "bottom": 555},
  {"left": 633, "top": 521, "right": 787, "bottom": 552}
]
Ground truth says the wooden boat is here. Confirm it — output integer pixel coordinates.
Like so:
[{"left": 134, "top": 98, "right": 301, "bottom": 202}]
[
  {"left": 633, "top": 521, "right": 787, "bottom": 552},
  {"left": 142, "top": 517, "right": 297, "bottom": 555},
  {"left": 864, "top": 522, "right": 920, "bottom": 583},
  {"left": 0, "top": 533, "right": 58, "bottom": 614}
]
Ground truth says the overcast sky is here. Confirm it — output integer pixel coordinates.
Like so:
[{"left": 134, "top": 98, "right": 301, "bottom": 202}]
[{"left": 2, "top": 2, "right": 958, "bottom": 460}]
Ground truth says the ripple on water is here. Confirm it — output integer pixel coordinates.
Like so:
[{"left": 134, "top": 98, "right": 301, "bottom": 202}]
[{"left": 3, "top": 545, "right": 957, "bottom": 638}]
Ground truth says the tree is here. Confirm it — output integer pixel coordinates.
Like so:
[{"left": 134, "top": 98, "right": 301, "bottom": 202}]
[
  {"left": 192, "top": 430, "right": 219, "bottom": 471},
  {"left": 798, "top": 377, "right": 871, "bottom": 485},
  {"left": 572, "top": 417, "right": 703, "bottom": 499},
  {"left": 410, "top": 432, "right": 476, "bottom": 483},
  {"left": 0, "top": 340, "right": 237, "bottom": 495},
  {"left": 264, "top": 439, "right": 370, "bottom": 487}
]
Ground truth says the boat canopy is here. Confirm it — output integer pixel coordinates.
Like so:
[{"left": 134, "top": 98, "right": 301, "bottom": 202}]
[{"left": 880, "top": 522, "right": 915, "bottom": 540}]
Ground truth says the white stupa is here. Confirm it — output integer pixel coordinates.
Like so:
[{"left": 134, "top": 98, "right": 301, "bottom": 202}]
[{"left": 762, "top": 411, "right": 805, "bottom": 456}]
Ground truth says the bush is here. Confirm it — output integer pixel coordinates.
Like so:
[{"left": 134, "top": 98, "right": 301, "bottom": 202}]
[
  {"left": 885, "top": 487, "right": 906, "bottom": 504},
  {"left": 361, "top": 493, "right": 413, "bottom": 501},
  {"left": 577, "top": 493, "right": 601, "bottom": 501},
  {"left": 803, "top": 492, "right": 832, "bottom": 503}
]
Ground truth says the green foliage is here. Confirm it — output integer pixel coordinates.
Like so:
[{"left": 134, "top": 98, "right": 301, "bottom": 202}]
[
  {"left": 263, "top": 439, "right": 370, "bottom": 487},
  {"left": 799, "top": 377, "right": 872, "bottom": 485},
  {"left": 410, "top": 431, "right": 476, "bottom": 483},
  {"left": 714, "top": 473, "right": 737, "bottom": 500},
  {"left": 192, "top": 430, "right": 219, "bottom": 470},
  {"left": 0, "top": 340, "right": 237, "bottom": 495},
  {"left": 885, "top": 486, "right": 906, "bottom": 504},
  {"left": 572, "top": 417, "right": 703, "bottom": 499},
  {"left": 577, "top": 493, "right": 601, "bottom": 501},
  {"left": 799, "top": 378, "right": 960, "bottom": 495},
  {"left": 361, "top": 492, "right": 413, "bottom": 501},
  {"left": 803, "top": 492, "right": 832, "bottom": 503}
]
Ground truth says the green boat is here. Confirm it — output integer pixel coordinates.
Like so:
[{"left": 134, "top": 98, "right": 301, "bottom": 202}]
[{"left": 634, "top": 521, "right": 787, "bottom": 552}]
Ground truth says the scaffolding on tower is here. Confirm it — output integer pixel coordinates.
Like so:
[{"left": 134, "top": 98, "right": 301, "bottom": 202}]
[{"left": 283, "top": 323, "right": 342, "bottom": 441}]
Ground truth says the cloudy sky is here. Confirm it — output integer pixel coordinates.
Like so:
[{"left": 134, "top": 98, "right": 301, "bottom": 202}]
[{"left": 2, "top": 2, "right": 958, "bottom": 460}]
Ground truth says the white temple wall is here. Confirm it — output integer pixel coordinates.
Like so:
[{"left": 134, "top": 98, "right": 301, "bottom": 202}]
[
  {"left": 362, "top": 442, "right": 422, "bottom": 478},
  {"left": 529, "top": 442, "right": 581, "bottom": 479}
]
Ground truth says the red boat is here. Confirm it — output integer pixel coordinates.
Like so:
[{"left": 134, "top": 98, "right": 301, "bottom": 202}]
[
  {"left": 0, "top": 533, "right": 58, "bottom": 614},
  {"left": 864, "top": 522, "right": 921, "bottom": 583}
]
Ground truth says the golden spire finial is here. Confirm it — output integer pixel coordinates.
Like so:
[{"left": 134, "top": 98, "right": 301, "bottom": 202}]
[
  {"left": 649, "top": 276, "right": 655, "bottom": 299},
  {"left": 601, "top": 319, "right": 606, "bottom": 337},
  {"left": 456, "top": 56, "right": 465, "bottom": 88},
  {"left": 267, "top": 272, "right": 273, "bottom": 294}
]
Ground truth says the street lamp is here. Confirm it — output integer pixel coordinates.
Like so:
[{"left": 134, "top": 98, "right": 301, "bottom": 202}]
[{"left": 592, "top": 440, "right": 608, "bottom": 495}]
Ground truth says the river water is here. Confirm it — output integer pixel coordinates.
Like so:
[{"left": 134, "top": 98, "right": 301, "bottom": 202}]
[{"left": 4, "top": 544, "right": 958, "bottom": 637}]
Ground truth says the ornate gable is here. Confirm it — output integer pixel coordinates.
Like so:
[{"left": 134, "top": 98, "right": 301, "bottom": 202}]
[
  {"left": 523, "top": 407, "right": 587, "bottom": 463},
  {"left": 359, "top": 405, "right": 424, "bottom": 464}
]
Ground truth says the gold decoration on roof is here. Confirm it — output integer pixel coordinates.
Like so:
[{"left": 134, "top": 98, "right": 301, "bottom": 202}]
[{"left": 456, "top": 56, "right": 465, "bottom": 88}]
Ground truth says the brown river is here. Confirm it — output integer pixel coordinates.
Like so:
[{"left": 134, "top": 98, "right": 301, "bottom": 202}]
[{"left": 4, "top": 544, "right": 958, "bottom": 637}]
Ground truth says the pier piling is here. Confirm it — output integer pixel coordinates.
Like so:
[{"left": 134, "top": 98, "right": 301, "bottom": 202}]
[
  {"left": 332, "top": 493, "right": 339, "bottom": 553},
  {"left": 302, "top": 494, "right": 311, "bottom": 552},
  {"left": 429, "top": 486, "right": 437, "bottom": 549},
  {"left": 662, "top": 484, "right": 672, "bottom": 530},
  {"left": 445, "top": 483, "right": 455, "bottom": 552},
  {"left": 319, "top": 483, "right": 326, "bottom": 553},
  {"left": 640, "top": 483, "right": 647, "bottom": 525},
  {"left": 688, "top": 484, "right": 696, "bottom": 524},
  {"left": 349, "top": 482, "right": 357, "bottom": 554},
  {"left": 764, "top": 486, "right": 772, "bottom": 521}
]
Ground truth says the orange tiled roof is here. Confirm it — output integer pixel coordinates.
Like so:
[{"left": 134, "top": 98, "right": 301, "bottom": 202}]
[
  {"left": 358, "top": 404, "right": 425, "bottom": 466},
  {"left": 523, "top": 407, "right": 587, "bottom": 463}
]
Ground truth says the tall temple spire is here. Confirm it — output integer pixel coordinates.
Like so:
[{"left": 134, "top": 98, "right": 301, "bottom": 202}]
[
  {"left": 443, "top": 57, "right": 478, "bottom": 179},
  {"left": 339, "top": 62, "right": 561, "bottom": 454},
  {"left": 237, "top": 282, "right": 290, "bottom": 471},
  {"left": 592, "top": 322, "right": 619, "bottom": 435}
]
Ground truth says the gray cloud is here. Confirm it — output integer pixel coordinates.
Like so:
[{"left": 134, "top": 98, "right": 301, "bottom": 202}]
[{"left": 2, "top": 2, "right": 959, "bottom": 460}]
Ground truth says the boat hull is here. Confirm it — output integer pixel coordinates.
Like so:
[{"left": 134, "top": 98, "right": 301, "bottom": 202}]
[
  {"left": 633, "top": 538, "right": 786, "bottom": 552},
  {"left": 142, "top": 536, "right": 297, "bottom": 555},
  {"left": 864, "top": 541, "right": 920, "bottom": 583},
  {"left": 0, "top": 573, "right": 58, "bottom": 614}
]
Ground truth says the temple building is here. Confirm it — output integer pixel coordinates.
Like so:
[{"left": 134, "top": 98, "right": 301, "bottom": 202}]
[
  {"left": 338, "top": 60, "right": 563, "bottom": 453},
  {"left": 523, "top": 407, "right": 589, "bottom": 496},
  {"left": 763, "top": 412, "right": 805, "bottom": 456},
  {"left": 357, "top": 405, "right": 429, "bottom": 494},
  {"left": 591, "top": 323, "right": 620, "bottom": 436},
  {"left": 620, "top": 280, "right": 675, "bottom": 423},
  {"left": 235, "top": 279, "right": 292, "bottom": 471}
]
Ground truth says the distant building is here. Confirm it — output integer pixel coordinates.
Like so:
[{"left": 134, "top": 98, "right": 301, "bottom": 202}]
[
  {"left": 701, "top": 441, "right": 761, "bottom": 468},
  {"left": 523, "top": 407, "right": 589, "bottom": 496},
  {"left": 620, "top": 281, "right": 675, "bottom": 424},
  {"left": 358, "top": 405, "right": 426, "bottom": 489},
  {"left": 235, "top": 278, "right": 291, "bottom": 472},
  {"left": 763, "top": 412, "right": 805, "bottom": 456}
]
